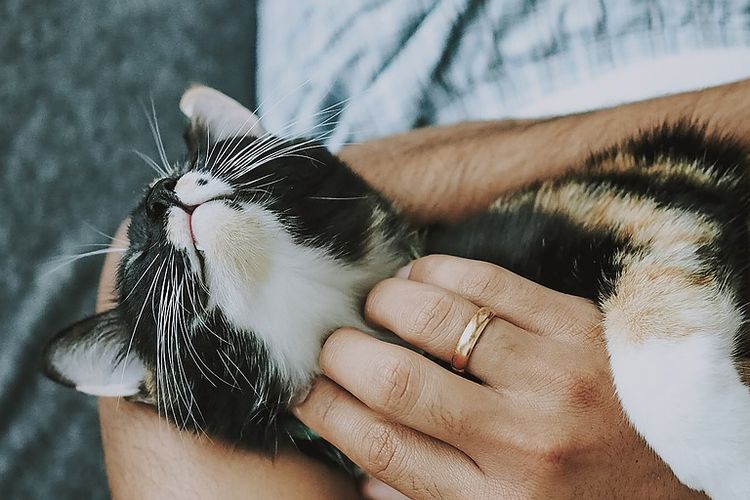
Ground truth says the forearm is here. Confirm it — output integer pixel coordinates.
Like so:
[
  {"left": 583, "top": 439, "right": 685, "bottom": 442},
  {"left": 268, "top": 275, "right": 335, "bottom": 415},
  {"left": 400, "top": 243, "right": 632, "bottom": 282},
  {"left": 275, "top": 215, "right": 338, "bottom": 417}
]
[
  {"left": 341, "top": 78, "right": 750, "bottom": 221},
  {"left": 100, "top": 399, "right": 357, "bottom": 500}
]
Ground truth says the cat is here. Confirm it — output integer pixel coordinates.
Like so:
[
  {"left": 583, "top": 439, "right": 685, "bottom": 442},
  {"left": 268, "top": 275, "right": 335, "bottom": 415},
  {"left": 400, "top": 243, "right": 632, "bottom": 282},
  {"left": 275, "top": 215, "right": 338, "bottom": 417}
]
[{"left": 43, "top": 86, "right": 750, "bottom": 498}]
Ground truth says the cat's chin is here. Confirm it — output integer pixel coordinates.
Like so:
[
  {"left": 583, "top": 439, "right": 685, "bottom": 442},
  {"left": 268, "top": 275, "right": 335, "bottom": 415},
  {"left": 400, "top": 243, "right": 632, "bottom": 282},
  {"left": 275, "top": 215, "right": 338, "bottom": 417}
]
[{"left": 191, "top": 200, "right": 273, "bottom": 290}]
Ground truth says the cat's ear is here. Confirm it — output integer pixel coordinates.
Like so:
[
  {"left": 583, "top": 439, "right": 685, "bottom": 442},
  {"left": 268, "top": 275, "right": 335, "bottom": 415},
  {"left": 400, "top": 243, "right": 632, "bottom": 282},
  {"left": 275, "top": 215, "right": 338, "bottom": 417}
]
[
  {"left": 179, "top": 84, "right": 267, "bottom": 141},
  {"left": 43, "top": 308, "right": 149, "bottom": 398}
]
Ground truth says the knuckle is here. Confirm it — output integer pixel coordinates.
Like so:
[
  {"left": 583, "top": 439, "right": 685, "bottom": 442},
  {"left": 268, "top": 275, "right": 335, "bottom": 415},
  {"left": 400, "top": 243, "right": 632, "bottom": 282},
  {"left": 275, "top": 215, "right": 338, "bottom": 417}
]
[
  {"left": 560, "top": 372, "right": 605, "bottom": 412},
  {"left": 412, "top": 254, "right": 448, "bottom": 279},
  {"left": 538, "top": 444, "right": 572, "bottom": 474},
  {"left": 409, "top": 292, "right": 458, "bottom": 340},
  {"left": 364, "top": 279, "right": 394, "bottom": 320},
  {"left": 365, "top": 425, "right": 405, "bottom": 478},
  {"left": 503, "top": 429, "right": 581, "bottom": 480},
  {"left": 542, "top": 308, "right": 582, "bottom": 337},
  {"left": 371, "top": 356, "right": 419, "bottom": 416},
  {"left": 491, "top": 426, "right": 589, "bottom": 496},
  {"left": 458, "top": 265, "right": 503, "bottom": 302},
  {"left": 527, "top": 438, "right": 579, "bottom": 481},
  {"left": 314, "top": 384, "right": 345, "bottom": 426}
]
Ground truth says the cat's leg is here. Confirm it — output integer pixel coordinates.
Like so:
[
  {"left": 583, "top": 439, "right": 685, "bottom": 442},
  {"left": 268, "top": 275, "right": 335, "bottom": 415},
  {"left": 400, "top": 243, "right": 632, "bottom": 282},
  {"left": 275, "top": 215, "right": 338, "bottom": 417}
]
[{"left": 602, "top": 252, "right": 750, "bottom": 499}]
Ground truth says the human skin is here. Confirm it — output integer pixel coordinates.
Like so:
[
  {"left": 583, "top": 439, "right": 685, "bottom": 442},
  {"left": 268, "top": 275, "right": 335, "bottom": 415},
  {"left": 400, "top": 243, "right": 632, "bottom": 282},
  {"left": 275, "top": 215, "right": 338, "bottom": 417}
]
[
  {"left": 97, "top": 79, "right": 750, "bottom": 498},
  {"left": 295, "top": 256, "right": 707, "bottom": 499},
  {"left": 340, "top": 78, "right": 750, "bottom": 222}
]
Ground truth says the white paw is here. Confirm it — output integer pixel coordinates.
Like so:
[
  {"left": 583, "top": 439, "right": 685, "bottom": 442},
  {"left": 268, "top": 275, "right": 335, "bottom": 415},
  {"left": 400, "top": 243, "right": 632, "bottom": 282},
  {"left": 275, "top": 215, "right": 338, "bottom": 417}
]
[{"left": 607, "top": 333, "right": 750, "bottom": 499}]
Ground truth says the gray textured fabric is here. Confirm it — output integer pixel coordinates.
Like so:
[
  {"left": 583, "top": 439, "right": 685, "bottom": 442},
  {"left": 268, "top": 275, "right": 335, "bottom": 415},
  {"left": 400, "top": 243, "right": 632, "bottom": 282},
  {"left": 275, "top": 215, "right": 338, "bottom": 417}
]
[
  {"left": 0, "top": 2, "right": 255, "bottom": 498},
  {"left": 258, "top": 0, "right": 750, "bottom": 150}
]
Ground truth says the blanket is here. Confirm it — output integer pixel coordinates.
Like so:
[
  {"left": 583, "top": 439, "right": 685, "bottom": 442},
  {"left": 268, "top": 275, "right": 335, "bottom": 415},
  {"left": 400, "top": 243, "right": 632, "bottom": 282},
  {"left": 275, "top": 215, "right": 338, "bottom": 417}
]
[
  {"left": 257, "top": 0, "right": 750, "bottom": 150},
  {"left": 0, "top": 1, "right": 255, "bottom": 498}
]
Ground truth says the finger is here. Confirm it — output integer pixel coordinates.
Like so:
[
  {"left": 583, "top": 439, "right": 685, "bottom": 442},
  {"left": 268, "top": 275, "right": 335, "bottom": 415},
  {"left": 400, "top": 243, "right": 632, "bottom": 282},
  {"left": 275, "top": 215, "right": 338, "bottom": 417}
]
[
  {"left": 365, "top": 279, "right": 557, "bottom": 387},
  {"left": 406, "top": 255, "right": 601, "bottom": 342},
  {"left": 361, "top": 478, "right": 410, "bottom": 500},
  {"left": 294, "top": 377, "right": 482, "bottom": 499},
  {"left": 321, "top": 329, "right": 511, "bottom": 450}
]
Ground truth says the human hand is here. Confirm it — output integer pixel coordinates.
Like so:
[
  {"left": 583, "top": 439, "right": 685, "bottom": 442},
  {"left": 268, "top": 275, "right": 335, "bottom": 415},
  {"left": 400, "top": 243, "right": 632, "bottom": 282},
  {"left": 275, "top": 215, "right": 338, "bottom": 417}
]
[{"left": 294, "top": 255, "right": 705, "bottom": 499}]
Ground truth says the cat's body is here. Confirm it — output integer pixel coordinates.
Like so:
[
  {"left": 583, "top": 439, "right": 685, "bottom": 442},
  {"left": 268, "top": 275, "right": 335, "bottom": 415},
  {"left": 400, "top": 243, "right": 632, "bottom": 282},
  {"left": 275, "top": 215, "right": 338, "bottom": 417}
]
[{"left": 44, "top": 87, "right": 750, "bottom": 498}]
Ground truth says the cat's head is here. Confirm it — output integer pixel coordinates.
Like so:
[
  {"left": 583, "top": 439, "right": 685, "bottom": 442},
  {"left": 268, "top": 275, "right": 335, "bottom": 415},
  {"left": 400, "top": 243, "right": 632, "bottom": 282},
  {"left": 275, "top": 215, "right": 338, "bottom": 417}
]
[{"left": 43, "top": 86, "right": 410, "bottom": 446}]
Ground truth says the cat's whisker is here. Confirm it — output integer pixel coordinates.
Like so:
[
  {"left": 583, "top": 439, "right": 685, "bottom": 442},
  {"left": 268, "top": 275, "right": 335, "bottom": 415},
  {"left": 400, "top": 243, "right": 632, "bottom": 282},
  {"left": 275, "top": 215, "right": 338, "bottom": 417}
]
[
  {"left": 179, "top": 320, "right": 229, "bottom": 387},
  {"left": 172, "top": 277, "right": 197, "bottom": 430},
  {"left": 146, "top": 259, "right": 168, "bottom": 432},
  {"left": 237, "top": 175, "right": 288, "bottom": 192},
  {"left": 307, "top": 195, "right": 374, "bottom": 201},
  {"left": 208, "top": 89, "right": 329, "bottom": 169},
  {"left": 151, "top": 99, "right": 172, "bottom": 173},
  {"left": 72, "top": 243, "right": 120, "bottom": 249},
  {"left": 228, "top": 147, "right": 314, "bottom": 179},
  {"left": 169, "top": 261, "right": 235, "bottom": 390},
  {"left": 81, "top": 222, "right": 129, "bottom": 245},
  {"left": 207, "top": 112, "right": 265, "bottom": 171},
  {"left": 43, "top": 248, "right": 127, "bottom": 277},
  {"left": 184, "top": 271, "right": 230, "bottom": 347},
  {"left": 227, "top": 136, "right": 327, "bottom": 179},
  {"left": 193, "top": 79, "right": 358, "bottom": 194},
  {"left": 234, "top": 172, "right": 275, "bottom": 189},
  {"left": 157, "top": 252, "right": 178, "bottom": 424},
  {"left": 131, "top": 149, "right": 169, "bottom": 178},
  {"left": 205, "top": 78, "right": 318, "bottom": 173},
  {"left": 213, "top": 96, "right": 348, "bottom": 180},
  {"left": 255, "top": 86, "right": 355, "bottom": 139},
  {"left": 141, "top": 98, "right": 171, "bottom": 174},
  {"left": 216, "top": 349, "right": 241, "bottom": 391},
  {"left": 217, "top": 132, "right": 286, "bottom": 178},
  {"left": 155, "top": 255, "right": 172, "bottom": 421},
  {"left": 220, "top": 351, "right": 254, "bottom": 391},
  {"left": 238, "top": 138, "right": 334, "bottom": 171},
  {"left": 118, "top": 256, "right": 163, "bottom": 387},
  {"left": 119, "top": 256, "right": 160, "bottom": 305},
  {"left": 211, "top": 132, "right": 277, "bottom": 179},
  {"left": 50, "top": 247, "right": 127, "bottom": 261},
  {"left": 168, "top": 258, "right": 191, "bottom": 430},
  {"left": 165, "top": 254, "right": 190, "bottom": 433}
]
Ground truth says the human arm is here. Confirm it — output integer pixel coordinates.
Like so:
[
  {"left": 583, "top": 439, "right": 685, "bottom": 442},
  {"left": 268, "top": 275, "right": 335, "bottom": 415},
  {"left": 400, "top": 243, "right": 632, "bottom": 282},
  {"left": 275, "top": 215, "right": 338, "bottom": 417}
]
[{"left": 341, "top": 78, "right": 750, "bottom": 221}]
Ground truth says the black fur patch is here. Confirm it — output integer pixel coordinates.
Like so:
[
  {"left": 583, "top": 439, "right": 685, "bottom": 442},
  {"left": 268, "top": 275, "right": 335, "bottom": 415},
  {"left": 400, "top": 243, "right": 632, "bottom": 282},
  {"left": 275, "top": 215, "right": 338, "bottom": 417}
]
[{"left": 425, "top": 205, "right": 626, "bottom": 300}]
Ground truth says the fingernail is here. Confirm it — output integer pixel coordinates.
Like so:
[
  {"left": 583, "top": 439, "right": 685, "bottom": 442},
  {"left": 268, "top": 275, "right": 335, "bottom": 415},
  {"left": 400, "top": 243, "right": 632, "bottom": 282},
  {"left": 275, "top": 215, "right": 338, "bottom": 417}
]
[
  {"left": 361, "top": 478, "right": 408, "bottom": 500},
  {"left": 294, "top": 385, "right": 312, "bottom": 407},
  {"left": 395, "top": 263, "right": 412, "bottom": 279}
]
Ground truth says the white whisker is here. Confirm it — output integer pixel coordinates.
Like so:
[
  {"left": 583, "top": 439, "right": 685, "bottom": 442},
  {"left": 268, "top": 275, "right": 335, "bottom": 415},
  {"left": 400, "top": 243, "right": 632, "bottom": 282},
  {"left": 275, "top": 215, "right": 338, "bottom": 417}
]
[
  {"left": 131, "top": 149, "right": 168, "bottom": 177},
  {"left": 43, "top": 248, "right": 127, "bottom": 277}
]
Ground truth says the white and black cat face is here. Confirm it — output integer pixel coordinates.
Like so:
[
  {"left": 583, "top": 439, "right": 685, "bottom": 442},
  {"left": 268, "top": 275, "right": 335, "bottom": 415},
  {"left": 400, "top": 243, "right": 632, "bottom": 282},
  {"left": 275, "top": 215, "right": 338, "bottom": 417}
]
[{"left": 44, "top": 86, "right": 410, "bottom": 448}]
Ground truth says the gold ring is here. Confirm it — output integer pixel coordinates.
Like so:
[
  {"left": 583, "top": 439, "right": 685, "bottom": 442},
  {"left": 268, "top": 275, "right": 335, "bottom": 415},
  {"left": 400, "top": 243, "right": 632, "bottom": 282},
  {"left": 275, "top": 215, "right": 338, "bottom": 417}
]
[{"left": 451, "top": 307, "right": 495, "bottom": 373}]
